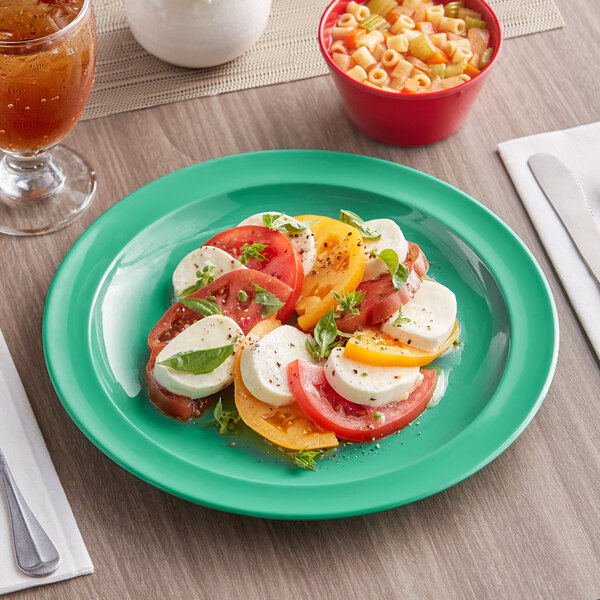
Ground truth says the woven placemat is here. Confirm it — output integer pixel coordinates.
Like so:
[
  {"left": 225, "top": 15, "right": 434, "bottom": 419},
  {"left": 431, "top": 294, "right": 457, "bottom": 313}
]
[{"left": 83, "top": 0, "right": 564, "bottom": 121}]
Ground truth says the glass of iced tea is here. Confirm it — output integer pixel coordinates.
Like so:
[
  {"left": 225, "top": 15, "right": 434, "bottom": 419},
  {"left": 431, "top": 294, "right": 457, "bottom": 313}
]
[{"left": 0, "top": 0, "right": 96, "bottom": 236}]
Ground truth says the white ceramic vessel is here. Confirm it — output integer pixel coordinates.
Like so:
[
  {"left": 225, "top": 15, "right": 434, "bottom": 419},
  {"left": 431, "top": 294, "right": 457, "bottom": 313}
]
[{"left": 125, "top": 0, "right": 272, "bottom": 68}]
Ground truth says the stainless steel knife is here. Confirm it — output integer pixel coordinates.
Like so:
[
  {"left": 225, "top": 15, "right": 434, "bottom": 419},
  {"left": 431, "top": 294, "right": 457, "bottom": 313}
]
[{"left": 528, "top": 153, "right": 600, "bottom": 286}]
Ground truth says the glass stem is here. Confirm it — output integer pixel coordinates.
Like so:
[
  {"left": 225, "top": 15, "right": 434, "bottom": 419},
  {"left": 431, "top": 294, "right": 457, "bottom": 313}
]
[{"left": 0, "top": 149, "right": 64, "bottom": 202}]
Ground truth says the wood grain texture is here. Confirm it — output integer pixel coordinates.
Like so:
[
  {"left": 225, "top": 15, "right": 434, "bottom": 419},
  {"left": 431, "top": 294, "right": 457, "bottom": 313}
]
[{"left": 1, "top": 0, "right": 599, "bottom": 597}]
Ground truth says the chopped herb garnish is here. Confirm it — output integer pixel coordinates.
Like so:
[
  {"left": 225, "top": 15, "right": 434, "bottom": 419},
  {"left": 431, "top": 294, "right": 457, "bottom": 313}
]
[
  {"left": 339, "top": 209, "right": 381, "bottom": 240},
  {"left": 332, "top": 290, "right": 365, "bottom": 316},
  {"left": 453, "top": 339, "right": 462, "bottom": 346},
  {"left": 377, "top": 248, "right": 410, "bottom": 291},
  {"left": 202, "top": 399, "right": 242, "bottom": 435},
  {"left": 238, "top": 290, "right": 248, "bottom": 302},
  {"left": 178, "top": 263, "right": 216, "bottom": 297},
  {"left": 284, "top": 447, "right": 331, "bottom": 471},
  {"left": 305, "top": 307, "right": 350, "bottom": 360},
  {"left": 262, "top": 213, "right": 318, "bottom": 233},
  {"left": 392, "top": 306, "right": 411, "bottom": 326},
  {"left": 179, "top": 297, "right": 222, "bottom": 317},
  {"left": 373, "top": 411, "right": 382, "bottom": 419},
  {"left": 158, "top": 339, "right": 237, "bottom": 375},
  {"left": 239, "top": 242, "right": 268, "bottom": 265},
  {"left": 361, "top": 372, "right": 368, "bottom": 377},
  {"left": 254, "top": 284, "right": 284, "bottom": 318}
]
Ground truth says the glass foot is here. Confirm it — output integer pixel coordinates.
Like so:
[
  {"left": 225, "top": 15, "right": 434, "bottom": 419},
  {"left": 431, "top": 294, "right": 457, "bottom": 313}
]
[{"left": 0, "top": 145, "right": 96, "bottom": 236}]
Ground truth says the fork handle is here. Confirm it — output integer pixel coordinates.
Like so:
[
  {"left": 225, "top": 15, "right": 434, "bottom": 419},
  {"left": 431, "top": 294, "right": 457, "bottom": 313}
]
[{"left": 0, "top": 449, "right": 60, "bottom": 577}]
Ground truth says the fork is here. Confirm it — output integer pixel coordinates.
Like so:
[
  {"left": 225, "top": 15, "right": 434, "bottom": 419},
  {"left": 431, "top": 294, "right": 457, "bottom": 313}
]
[{"left": 0, "top": 448, "right": 60, "bottom": 576}]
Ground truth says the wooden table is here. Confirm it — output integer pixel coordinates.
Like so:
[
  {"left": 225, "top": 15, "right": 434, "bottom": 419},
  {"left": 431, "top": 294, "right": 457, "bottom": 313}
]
[{"left": 2, "top": 1, "right": 599, "bottom": 597}]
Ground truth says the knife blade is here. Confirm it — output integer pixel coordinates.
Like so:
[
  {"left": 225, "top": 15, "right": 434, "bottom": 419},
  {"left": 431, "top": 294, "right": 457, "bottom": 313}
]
[{"left": 528, "top": 153, "right": 600, "bottom": 286}]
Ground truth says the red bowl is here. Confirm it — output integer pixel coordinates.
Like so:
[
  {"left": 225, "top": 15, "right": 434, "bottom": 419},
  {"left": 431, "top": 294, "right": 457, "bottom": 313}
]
[{"left": 318, "top": 0, "right": 502, "bottom": 146}]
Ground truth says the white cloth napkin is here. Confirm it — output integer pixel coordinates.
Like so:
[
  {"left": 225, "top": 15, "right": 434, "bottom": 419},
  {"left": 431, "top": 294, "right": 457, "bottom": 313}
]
[
  {"left": 0, "top": 329, "right": 93, "bottom": 595},
  {"left": 498, "top": 121, "right": 600, "bottom": 361}
]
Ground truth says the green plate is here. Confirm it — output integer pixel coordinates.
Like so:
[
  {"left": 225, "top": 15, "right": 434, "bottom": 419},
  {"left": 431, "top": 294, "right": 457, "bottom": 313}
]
[{"left": 43, "top": 151, "right": 558, "bottom": 519}]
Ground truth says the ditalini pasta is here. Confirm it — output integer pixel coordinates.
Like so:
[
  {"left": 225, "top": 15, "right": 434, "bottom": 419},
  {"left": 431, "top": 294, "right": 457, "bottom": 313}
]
[{"left": 329, "top": 0, "right": 494, "bottom": 94}]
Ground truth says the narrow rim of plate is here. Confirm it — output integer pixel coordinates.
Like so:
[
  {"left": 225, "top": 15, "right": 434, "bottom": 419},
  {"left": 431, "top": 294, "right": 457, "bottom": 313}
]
[{"left": 42, "top": 150, "right": 559, "bottom": 519}]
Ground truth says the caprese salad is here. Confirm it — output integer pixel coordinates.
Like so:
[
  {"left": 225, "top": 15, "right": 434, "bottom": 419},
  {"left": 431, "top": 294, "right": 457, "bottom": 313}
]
[{"left": 145, "top": 210, "right": 460, "bottom": 469}]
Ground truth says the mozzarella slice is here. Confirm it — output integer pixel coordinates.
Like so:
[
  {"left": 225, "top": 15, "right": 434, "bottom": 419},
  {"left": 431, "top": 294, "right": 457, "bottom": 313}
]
[
  {"left": 382, "top": 280, "right": 457, "bottom": 352},
  {"left": 153, "top": 315, "right": 243, "bottom": 399},
  {"left": 362, "top": 218, "right": 409, "bottom": 281},
  {"left": 238, "top": 211, "right": 317, "bottom": 276},
  {"left": 172, "top": 246, "right": 246, "bottom": 297},
  {"left": 240, "top": 325, "right": 317, "bottom": 407},
  {"left": 324, "top": 347, "right": 422, "bottom": 407}
]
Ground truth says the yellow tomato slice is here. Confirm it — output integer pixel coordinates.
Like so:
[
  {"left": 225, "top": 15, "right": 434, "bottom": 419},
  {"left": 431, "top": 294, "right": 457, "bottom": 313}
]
[
  {"left": 344, "top": 320, "right": 460, "bottom": 367},
  {"left": 234, "top": 318, "right": 338, "bottom": 450},
  {"left": 294, "top": 215, "right": 366, "bottom": 331}
]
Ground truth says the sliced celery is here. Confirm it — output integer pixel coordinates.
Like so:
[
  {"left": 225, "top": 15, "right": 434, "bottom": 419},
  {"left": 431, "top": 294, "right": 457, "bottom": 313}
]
[
  {"left": 408, "top": 33, "right": 435, "bottom": 62},
  {"left": 444, "top": 2, "right": 463, "bottom": 18},
  {"left": 360, "top": 14, "right": 390, "bottom": 31},
  {"left": 445, "top": 60, "right": 467, "bottom": 77},
  {"left": 366, "top": 0, "right": 397, "bottom": 18},
  {"left": 480, "top": 47, "right": 494, "bottom": 68},
  {"left": 465, "top": 16, "right": 488, "bottom": 29},
  {"left": 429, "top": 63, "right": 446, "bottom": 79}
]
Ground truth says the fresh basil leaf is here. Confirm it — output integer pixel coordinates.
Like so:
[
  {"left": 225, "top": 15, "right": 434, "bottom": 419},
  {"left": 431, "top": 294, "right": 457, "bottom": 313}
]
[
  {"left": 239, "top": 242, "right": 268, "bottom": 265},
  {"left": 307, "top": 307, "right": 344, "bottom": 360},
  {"left": 263, "top": 213, "right": 318, "bottom": 234},
  {"left": 314, "top": 307, "right": 339, "bottom": 357},
  {"left": 391, "top": 263, "right": 410, "bottom": 291},
  {"left": 178, "top": 264, "right": 216, "bottom": 297},
  {"left": 339, "top": 209, "right": 381, "bottom": 240},
  {"left": 262, "top": 213, "right": 282, "bottom": 229},
  {"left": 305, "top": 337, "right": 316, "bottom": 355},
  {"left": 198, "top": 263, "right": 216, "bottom": 281},
  {"left": 332, "top": 289, "right": 365, "bottom": 316},
  {"left": 284, "top": 447, "right": 334, "bottom": 470},
  {"left": 276, "top": 219, "right": 318, "bottom": 233},
  {"left": 377, "top": 248, "right": 399, "bottom": 273},
  {"left": 158, "top": 341, "right": 236, "bottom": 375},
  {"left": 392, "top": 306, "right": 411, "bottom": 326},
  {"left": 377, "top": 249, "right": 410, "bottom": 291},
  {"left": 202, "top": 398, "right": 242, "bottom": 435},
  {"left": 179, "top": 297, "right": 222, "bottom": 316},
  {"left": 238, "top": 290, "right": 248, "bottom": 302},
  {"left": 254, "top": 284, "right": 285, "bottom": 318},
  {"left": 179, "top": 282, "right": 202, "bottom": 297},
  {"left": 286, "top": 448, "right": 321, "bottom": 471}
]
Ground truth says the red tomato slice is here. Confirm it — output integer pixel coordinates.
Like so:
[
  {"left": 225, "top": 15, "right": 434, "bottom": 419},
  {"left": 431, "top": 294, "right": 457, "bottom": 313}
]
[
  {"left": 148, "top": 270, "right": 293, "bottom": 355},
  {"left": 192, "top": 268, "right": 294, "bottom": 331},
  {"left": 145, "top": 349, "right": 210, "bottom": 421},
  {"left": 337, "top": 243, "right": 429, "bottom": 333},
  {"left": 405, "top": 242, "right": 429, "bottom": 278},
  {"left": 336, "top": 273, "right": 401, "bottom": 333},
  {"left": 287, "top": 359, "right": 438, "bottom": 441},
  {"left": 147, "top": 301, "right": 200, "bottom": 354},
  {"left": 204, "top": 225, "right": 304, "bottom": 324},
  {"left": 145, "top": 269, "right": 293, "bottom": 420}
]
